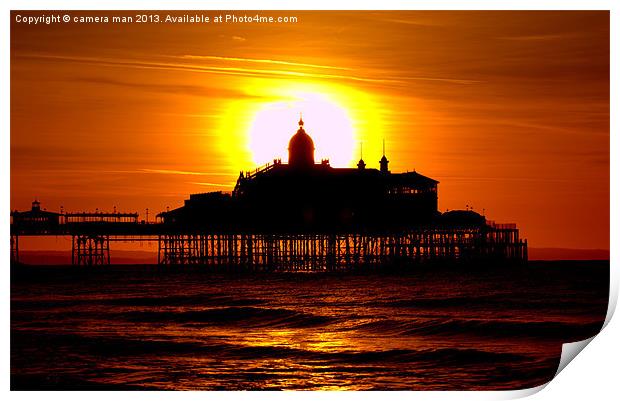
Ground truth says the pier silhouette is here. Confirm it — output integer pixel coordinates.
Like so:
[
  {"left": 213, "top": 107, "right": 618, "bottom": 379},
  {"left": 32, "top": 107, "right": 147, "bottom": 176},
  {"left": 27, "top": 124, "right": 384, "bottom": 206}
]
[{"left": 11, "top": 119, "right": 527, "bottom": 269}]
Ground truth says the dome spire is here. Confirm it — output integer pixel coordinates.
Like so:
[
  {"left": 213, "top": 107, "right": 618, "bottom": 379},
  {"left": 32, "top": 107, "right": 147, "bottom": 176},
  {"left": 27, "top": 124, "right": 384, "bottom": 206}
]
[{"left": 289, "top": 114, "right": 314, "bottom": 168}]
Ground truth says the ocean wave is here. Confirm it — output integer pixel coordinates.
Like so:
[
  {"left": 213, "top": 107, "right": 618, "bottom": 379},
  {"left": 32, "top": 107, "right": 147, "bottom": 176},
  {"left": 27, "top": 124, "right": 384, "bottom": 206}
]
[
  {"left": 114, "top": 306, "right": 336, "bottom": 328},
  {"left": 355, "top": 317, "right": 602, "bottom": 341},
  {"left": 384, "top": 294, "right": 605, "bottom": 311},
  {"left": 105, "top": 295, "right": 267, "bottom": 307},
  {"left": 12, "top": 294, "right": 267, "bottom": 309},
  {"left": 12, "top": 330, "right": 528, "bottom": 366}
]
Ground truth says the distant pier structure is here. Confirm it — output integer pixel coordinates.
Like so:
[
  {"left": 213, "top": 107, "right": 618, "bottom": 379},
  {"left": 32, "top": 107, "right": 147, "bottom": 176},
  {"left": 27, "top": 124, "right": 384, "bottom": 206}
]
[{"left": 11, "top": 118, "right": 527, "bottom": 269}]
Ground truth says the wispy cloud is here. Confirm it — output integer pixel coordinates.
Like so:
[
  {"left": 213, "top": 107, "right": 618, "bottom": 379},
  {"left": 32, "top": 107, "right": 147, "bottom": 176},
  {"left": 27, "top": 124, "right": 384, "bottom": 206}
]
[
  {"left": 387, "top": 75, "right": 481, "bottom": 85},
  {"left": 74, "top": 76, "right": 265, "bottom": 99},
  {"left": 178, "top": 54, "right": 353, "bottom": 71},
  {"left": 140, "top": 169, "right": 235, "bottom": 177},
  {"left": 498, "top": 33, "right": 578, "bottom": 41},
  {"left": 374, "top": 16, "right": 445, "bottom": 27},
  {"left": 188, "top": 181, "right": 234, "bottom": 187},
  {"left": 17, "top": 53, "right": 478, "bottom": 87},
  {"left": 16, "top": 53, "right": 398, "bottom": 85}
]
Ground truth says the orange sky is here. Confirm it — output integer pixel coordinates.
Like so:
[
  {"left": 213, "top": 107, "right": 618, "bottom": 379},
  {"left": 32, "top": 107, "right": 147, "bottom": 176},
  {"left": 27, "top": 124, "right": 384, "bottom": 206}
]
[{"left": 10, "top": 11, "right": 609, "bottom": 250}]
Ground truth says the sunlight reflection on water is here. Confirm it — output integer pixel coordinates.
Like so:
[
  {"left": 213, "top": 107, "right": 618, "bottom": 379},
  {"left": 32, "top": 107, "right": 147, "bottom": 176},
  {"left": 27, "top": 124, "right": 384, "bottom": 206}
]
[{"left": 11, "top": 263, "right": 608, "bottom": 390}]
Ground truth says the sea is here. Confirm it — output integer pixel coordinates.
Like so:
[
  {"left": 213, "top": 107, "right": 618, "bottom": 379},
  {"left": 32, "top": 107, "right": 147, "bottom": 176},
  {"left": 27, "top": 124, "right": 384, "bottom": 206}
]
[{"left": 10, "top": 261, "right": 609, "bottom": 391}]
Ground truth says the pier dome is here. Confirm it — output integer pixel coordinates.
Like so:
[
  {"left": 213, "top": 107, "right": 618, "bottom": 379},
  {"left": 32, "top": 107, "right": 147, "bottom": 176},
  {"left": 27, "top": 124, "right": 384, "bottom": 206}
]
[{"left": 288, "top": 117, "right": 315, "bottom": 168}]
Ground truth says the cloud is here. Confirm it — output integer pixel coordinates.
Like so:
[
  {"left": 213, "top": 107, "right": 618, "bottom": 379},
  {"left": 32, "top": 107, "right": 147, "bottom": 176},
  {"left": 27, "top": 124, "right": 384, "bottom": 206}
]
[
  {"left": 497, "top": 33, "right": 578, "bottom": 41},
  {"left": 14, "top": 53, "right": 402, "bottom": 85},
  {"left": 73, "top": 76, "right": 264, "bottom": 99},
  {"left": 386, "top": 75, "right": 481, "bottom": 85},
  {"left": 178, "top": 54, "right": 352, "bottom": 71},
  {"left": 16, "top": 53, "right": 479, "bottom": 88},
  {"left": 188, "top": 181, "right": 234, "bottom": 187},
  {"left": 373, "top": 16, "right": 446, "bottom": 27},
  {"left": 139, "top": 169, "right": 236, "bottom": 177}
]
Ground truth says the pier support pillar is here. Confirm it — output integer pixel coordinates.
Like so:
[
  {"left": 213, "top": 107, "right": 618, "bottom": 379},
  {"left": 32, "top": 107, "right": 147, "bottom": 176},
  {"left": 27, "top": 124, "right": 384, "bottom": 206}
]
[
  {"left": 72, "top": 234, "right": 110, "bottom": 266},
  {"left": 10, "top": 235, "right": 19, "bottom": 264},
  {"left": 158, "top": 234, "right": 195, "bottom": 265}
]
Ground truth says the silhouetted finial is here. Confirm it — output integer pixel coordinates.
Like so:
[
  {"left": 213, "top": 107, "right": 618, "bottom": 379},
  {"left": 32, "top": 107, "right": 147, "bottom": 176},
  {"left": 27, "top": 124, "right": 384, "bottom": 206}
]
[
  {"left": 380, "top": 139, "right": 389, "bottom": 173},
  {"left": 298, "top": 113, "right": 304, "bottom": 127},
  {"left": 357, "top": 141, "right": 366, "bottom": 170}
]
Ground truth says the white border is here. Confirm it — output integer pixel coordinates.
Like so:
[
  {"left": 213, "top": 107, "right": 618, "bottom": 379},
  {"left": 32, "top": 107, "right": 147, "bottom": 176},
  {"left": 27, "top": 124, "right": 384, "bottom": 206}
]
[{"left": 3, "top": 1, "right": 617, "bottom": 400}]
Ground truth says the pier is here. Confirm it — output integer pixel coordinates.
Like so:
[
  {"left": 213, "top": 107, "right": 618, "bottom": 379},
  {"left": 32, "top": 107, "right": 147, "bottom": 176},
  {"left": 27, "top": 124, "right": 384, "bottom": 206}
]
[
  {"left": 157, "top": 228, "right": 527, "bottom": 270},
  {"left": 10, "top": 201, "right": 527, "bottom": 268},
  {"left": 10, "top": 119, "right": 528, "bottom": 269}
]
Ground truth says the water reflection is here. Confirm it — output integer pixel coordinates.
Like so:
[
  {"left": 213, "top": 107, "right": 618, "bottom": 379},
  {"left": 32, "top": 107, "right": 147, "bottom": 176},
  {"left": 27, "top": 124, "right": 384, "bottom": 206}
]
[{"left": 11, "top": 263, "right": 609, "bottom": 390}]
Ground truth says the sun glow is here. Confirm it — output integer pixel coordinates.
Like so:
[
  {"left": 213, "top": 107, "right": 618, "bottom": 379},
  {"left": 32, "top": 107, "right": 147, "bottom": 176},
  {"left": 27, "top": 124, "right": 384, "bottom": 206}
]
[
  {"left": 215, "top": 81, "right": 385, "bottom": 174},
  {"left": 249, "top": 92, "right": 354, "bottom": 167}
]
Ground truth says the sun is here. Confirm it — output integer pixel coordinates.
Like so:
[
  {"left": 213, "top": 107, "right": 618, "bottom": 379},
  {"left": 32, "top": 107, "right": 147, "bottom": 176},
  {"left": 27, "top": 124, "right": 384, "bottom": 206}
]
[
  {"left": 249, "top": 91, "right": 355, "bottom": 167},
  {"left": 215, "top": 80, "right": 385, "bottom": 174}
]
